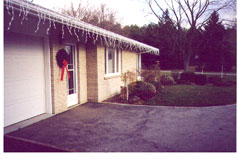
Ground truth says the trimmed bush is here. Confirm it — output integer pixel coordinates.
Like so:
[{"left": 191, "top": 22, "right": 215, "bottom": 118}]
[
  {"left": 160, "top": 74, "right": 175, "bottom": 85},
  {"left": 180, "top": 72, "right": 196, "bottom": 83},
  {"left": 194, "top": 74, "right": 207, "bottom": 85},
  {"left": 129, "top": 81, "right": 156, "bottom": 100}
]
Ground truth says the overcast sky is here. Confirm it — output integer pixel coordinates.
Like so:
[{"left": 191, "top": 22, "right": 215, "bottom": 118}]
[
  {"left": 33, "top": 0, "right": 236, "bottom": 27},
  {"left": 33, "top": 0, "right": 157, "bottom": 26}
]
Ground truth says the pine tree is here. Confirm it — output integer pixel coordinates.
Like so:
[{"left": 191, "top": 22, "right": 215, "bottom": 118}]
[{"left": 202, "top": 11, "right": 225, "bottom": 71}]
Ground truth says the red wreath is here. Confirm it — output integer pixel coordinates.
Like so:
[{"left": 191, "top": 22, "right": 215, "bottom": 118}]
[{"left": 56, "top": 49, "right": 70, "bottom": 81}]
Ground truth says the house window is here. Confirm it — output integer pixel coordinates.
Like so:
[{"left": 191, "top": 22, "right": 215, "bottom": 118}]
[
  {"left": 137, "top": 54, "right": 142, "bottom": 76},
  {"left": 105, "top": 47, "right": 121, "bottom": 77}
]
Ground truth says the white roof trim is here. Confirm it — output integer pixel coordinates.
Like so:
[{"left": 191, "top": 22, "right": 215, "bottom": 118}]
[{"left": 4, "top": 0, "right": 159, "bottom": 55}]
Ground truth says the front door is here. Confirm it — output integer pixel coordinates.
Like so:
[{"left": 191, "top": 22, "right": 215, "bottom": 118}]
[{"left": 66, "top": 45, "right": 78, "bottom": 107}]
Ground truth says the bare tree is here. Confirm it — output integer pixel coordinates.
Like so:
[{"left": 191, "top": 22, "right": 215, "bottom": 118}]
[
  {"left": 61, "top": 2, "right": 124, "bottom": 35},
  {"left": 146, "top": 0, "right": 236, "bottom": 71},
  {"left": 61, "top": 0, "right": 90, "bottom": 20}
]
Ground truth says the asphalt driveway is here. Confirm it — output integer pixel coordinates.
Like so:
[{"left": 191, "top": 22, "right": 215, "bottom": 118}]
[{"left": 5, "top": 103, "right": 236, "bottom": 152}]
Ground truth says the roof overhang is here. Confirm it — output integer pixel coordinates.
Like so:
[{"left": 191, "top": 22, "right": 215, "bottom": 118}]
[{"left": 4, "top": 0, "right": 159, "bottom": 55}]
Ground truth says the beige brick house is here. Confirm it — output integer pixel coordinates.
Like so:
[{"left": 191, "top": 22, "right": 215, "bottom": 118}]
[{"left": 4, "top": 0, "right": 159, "bottom": 127}]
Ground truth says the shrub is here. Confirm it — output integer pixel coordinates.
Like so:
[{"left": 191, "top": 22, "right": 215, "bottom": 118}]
[
  {"left": 160, "top": 74, "right": 175, "bottom": 85},
  {"left": 207, "top": 76, "right": 234, "bottom": 86},
  {"left": 171, "top": 71, "right": 180, "bottom": 83},
  {"left": 177, "top": 79, "right": 191, "bottom": 85},
  {"left": 194, "top": 74, "right": 207, "bottom": 85},
  {"left": 129, "top": 96, "right": 144, "bottom": 105},
  {"left": 195, "top": 66, "right": 202, "bottom": 72},
  {"left": 140, "top": 62, "right": 160, "bottom": 83},
  {"left": 222, "top": 80, "right": 236, "bottom": 87},
  {"left": 149, "top": 81, "right": 163, "bottom": 91},
  {"left": 207, "top": 76, "right": 222, "bottom": 86},
  {"left": 141, "top": 71, "right": 156, "bottom": 82},
  {"left": 129, "top": 81, "right": 156, "bottom": 100},
  {"left": 121, "top": 70, "right": 137, "bottom": 100},
  {"left": 141, "top": 70, "right": 160, "bottom": 83},
  {"left": 180, "top": 72, "right": 196, "bottom": 83}
]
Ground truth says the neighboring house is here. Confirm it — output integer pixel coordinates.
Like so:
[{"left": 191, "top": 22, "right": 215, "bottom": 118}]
[{"left": 4, "top": 0, "right": 159, "bottom": 127}]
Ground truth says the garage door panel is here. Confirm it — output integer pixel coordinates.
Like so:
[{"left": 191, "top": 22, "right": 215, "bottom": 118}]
[
  {"left": 5, "top": 81, "right": 45, "bottom": 106},
  {"left": 4, "top": 32, "right": 46, "bottom": 127},
  {"left": 5, "top": 99, "right": 45, "bottom": 126}
]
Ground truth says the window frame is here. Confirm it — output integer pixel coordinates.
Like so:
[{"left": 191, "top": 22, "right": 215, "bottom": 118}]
[
  {"left": 137, "top": 53, "right": 142, "bottom": 74},
  {"left": 104, "top": 47, "right": 121, "bottom": 77},
  {"left": 137, "top": 53, "right": 142, "bottom": 80},
  {"left": 65, "top": 44, "right": 78, "bottom": 95}
]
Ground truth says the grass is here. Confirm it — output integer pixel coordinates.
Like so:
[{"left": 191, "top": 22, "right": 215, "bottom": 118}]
[
  {"left": 105, "top": 73, "right": 236, "bottom": 107},
  {"left": 146, "top": 84, "right": 236, "bottom": 107}
]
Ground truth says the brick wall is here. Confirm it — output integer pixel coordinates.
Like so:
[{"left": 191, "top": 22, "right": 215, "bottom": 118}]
[
  {"left": 121, "top": 50, "right": 138, "bottom": 73},
  {"left": 50, "top": 33, "right": 88, "bottom": 113},
  {"left": 49, "top": 37, "right": 68, "bottom": 114},
  {"left": 86, "top": 44, "right": 99, "bottom": 102},
  {"left": 78, "top": 45, "right": 88, "bottom": 104}
]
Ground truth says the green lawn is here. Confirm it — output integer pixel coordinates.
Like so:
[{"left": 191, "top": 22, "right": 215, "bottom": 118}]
[{"left": 146, "top": 84, "right": 236, "bottom": 107}]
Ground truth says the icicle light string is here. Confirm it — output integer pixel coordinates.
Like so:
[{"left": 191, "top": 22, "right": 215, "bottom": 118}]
[
  {"left": 53, "top": 16, "right": 56, "bottom": 29},
  {"left": 19, "top": 2, "right": 22, "bottom": 17},
  {"left": 43, "top": 12, "right": 46, "bottom": 24},
  {"left": 93, "top": 32, "right": 99, "bottom": 45},
  {"left": 81, "top": 27, "right": 85, "bottom": 37},
  {"left": 69, "top": 20, "right": 73, "bottom": 35},
  {"left": 84, "top": 29, "right": 88, "bottom": 43},
  {"left": 96, "top": 33, "right": 98, "bottom": 41},
  {"left": 4, "top": 0, "right": 159, "bottom": 55},
  {"left": 6, "top": 0, "right": 11, "bottom": 15},
  {"left": 92, "top": 31, "right": 95, "bottom": 38},
  {"left": 92, "top": 33, "right": 96, "bottom": 44},
  {"left": 104, "top": 36, "right": 108, "bottom": 47},
  {"left": 67, "top": 22, "right": 72, "bottom": 35},
  {"left": 100, "top": 35, "right": 103, "bottom": 46},
  {"left": 107, "top": 37, "right": 110, "bottom": 46},
  {"left": 110, "top": 38, "right": 114, "bottom": 47},
  {"left": 7, "top": 1, "right": 14, "bottom": 30},
  {"left": 20, "top": 3, "right": 28, "bottom": 24},
  {"left": 95, "top": 33, "right": 99, "bottom": 44},
  {"left": 35, "top": 10, "right": 41, "bottom": 32},
  {"left": 24, "top": 3, "right": 29, "bottom": 21},
  {"left": 40, "top": 12, "right": 43, "bottom": 21},
  {"left": 61, "top": 19, "right": 64, "bottom": 39},
  {"left": 74, "top": 27, "right": 80, "bottom": 42},
  {"left": 130, "top": 44, "right": 133, "bottom": 51},
  {"left": 108, "top": 38, "right": 112, "bottom": 47},
  {"left": 46, "top": 14, "right": 51, "bottom": 35},
  {"left": 91, "top": 31, "right": 95, "bottom": 44},
  {"left": 26, "top": 9, "right": 29, "bottom": 19},
  {"left": 20, "top": 6, "right": 25, "bottom": 24}
]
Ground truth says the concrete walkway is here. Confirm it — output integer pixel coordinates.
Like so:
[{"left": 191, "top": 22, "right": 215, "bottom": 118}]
[{"left": 5, "top": 103, "right": 236, "bottom": 152}]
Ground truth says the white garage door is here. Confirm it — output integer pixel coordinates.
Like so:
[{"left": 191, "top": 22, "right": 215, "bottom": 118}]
[{"left": 4, "top": 32, "right": 46, "bottom": 127}]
